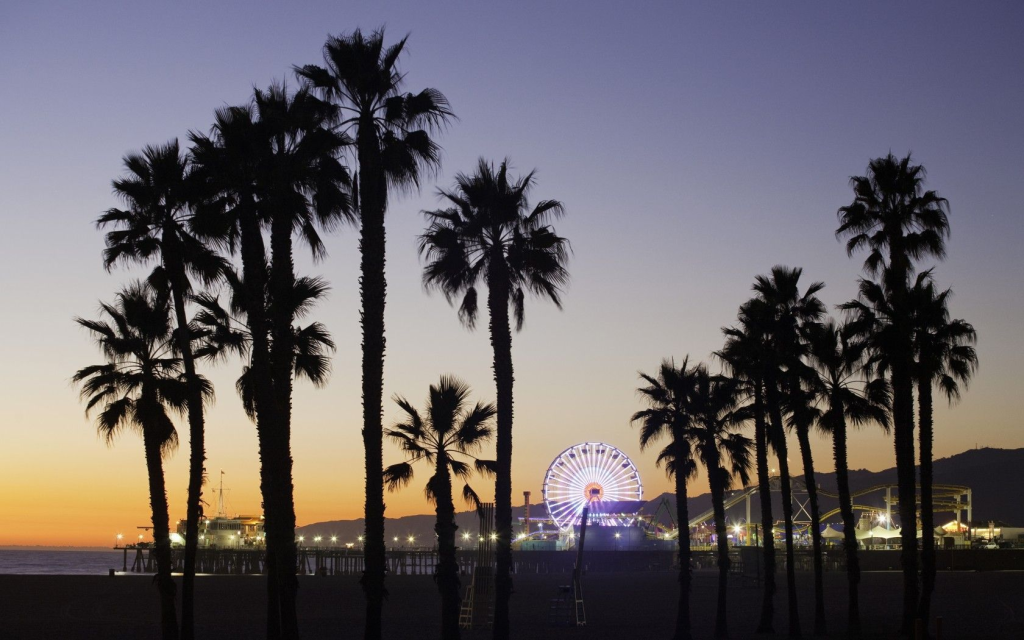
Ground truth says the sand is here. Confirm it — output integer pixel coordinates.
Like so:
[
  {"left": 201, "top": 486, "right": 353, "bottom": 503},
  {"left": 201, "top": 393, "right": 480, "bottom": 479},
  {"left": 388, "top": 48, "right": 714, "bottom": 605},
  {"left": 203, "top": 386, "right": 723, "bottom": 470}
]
[{"left": 1, "top": 570, "right": 1022, "bottom": 639}]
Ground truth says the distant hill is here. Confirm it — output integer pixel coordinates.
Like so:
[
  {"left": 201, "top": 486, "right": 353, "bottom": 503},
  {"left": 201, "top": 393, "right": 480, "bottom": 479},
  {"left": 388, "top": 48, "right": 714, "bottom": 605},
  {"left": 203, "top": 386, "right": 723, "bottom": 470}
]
[{"left": 298, "top": 447, "right": 1024, "bottom": 544}]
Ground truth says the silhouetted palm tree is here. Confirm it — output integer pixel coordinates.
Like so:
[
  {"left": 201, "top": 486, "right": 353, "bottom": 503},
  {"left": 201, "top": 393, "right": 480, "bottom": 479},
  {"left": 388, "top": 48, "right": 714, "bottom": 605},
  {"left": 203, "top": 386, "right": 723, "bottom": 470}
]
[
  {"left": 804, "top": 319, "right": 890, "bottom": 636},
  {"left": 781, "top": 374, "right": 827, "bottom": 636},
  {"left": 837, "top": 153, "right": 949, "bottom": 635},
  {"left": 192, "top": 268, "right": 336, "bottom": 413},
  {"left": 96, "top": 140, "right": 225, "bottom": 639},
  {"left": 296, "top": 30, "right": 453, "bottom": 638},
  {"left": 191, "top": 102, "right": 288, "bottom": 638},
  {"left": 746, "top": 265, "right": 826, "bottom": 637},
  {"left": 632, "top": 358, "right": 700, "bottom": 640},
  {"left": 383, "top": 376, "right": 496, "bottom": 640},
  {"left": 74, "top": 284, "right": 212, "bottom": 640},
  {"left": 190, "top": 84, "right": 349, "bottom": 639},
  {"left": 688, "top": 366, "right": 752, "bottom": 639},
  {"left": 719, "top": 317, "right": 777, "bottom": 634},
  {"left": 908, "top": 275, "right": 977, "bottom": 630},
  {"left": 419, "top": 158, "right": 569, "bottom": 640}
]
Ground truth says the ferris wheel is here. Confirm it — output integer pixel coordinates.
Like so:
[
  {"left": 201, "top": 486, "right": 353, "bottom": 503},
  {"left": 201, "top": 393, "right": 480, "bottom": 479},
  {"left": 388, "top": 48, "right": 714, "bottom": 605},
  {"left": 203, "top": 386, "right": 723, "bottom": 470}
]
[{"left": 542, "top": 442, "right": 643, "bottom": 531}]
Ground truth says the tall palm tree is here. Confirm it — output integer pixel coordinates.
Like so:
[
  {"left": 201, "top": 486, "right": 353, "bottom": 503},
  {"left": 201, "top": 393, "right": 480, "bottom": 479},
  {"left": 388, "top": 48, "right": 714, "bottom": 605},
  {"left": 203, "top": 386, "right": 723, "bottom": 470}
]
[
  {"left": 383, "top": 376, "right": 496, "bottom": 640},
  {"left": 632, "top": 358, "right": 700, "bottom": 640},
  {"left": 782, "top": 374, "right": 827, "bottom": 636},
  {"left": 837, "top": 153, "right": 950, "bottom": 635},
  {"left": 804, "top": 319, "right": 891, "bottom": 636},
  {"left": 96, "top": 140, "right": 225, "bottom": 639},
  {"left": 419, "top": 158, "right": 569, "bottom": 640},
  {"left": 746, "top": 265, "right": 826, "bottom": 638},
  {"left": 909, "top": 275, "right": 977, "bottom": 631},
  {"left": 295, "top": 30, "right": 453, "bottom": 639},
  {"left": 255, "top": 84, "right": 351, "bottom": 640},
  {"left": 190, "top": 102, "right": 287, "bottom": 638},
  {"left": 719, "top": 318, "right": 777, "bottom": 634},
  {"left": 688, "top": 366, "right": 753, "bottom": 639},
  {"left": 73, "top": 284, "right": 212, "bottom": 640},
  {"left": 190, "top": 84, "right": 350, "bottom": 639}
]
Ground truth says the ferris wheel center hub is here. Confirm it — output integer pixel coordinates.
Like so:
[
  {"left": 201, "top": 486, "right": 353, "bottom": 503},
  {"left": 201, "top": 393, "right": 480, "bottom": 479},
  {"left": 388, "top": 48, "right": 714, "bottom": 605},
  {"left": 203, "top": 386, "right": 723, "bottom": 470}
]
[{"left": 583, "top": 483, "right": 604, "bottom": 501}]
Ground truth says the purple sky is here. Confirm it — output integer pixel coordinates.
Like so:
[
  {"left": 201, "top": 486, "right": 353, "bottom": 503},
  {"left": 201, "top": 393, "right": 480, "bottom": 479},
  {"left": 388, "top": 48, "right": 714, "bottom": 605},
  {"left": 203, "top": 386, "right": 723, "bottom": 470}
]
[{"left": 1, "top": 2, "right": 1021, "bottom": 544}]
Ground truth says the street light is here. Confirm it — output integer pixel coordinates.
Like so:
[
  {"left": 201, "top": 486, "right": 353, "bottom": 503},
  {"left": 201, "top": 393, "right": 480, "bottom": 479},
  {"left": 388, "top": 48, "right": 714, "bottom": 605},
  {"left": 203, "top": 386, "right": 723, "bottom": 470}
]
[{"left": 116, "top": 533, "right": 123, "bottom": 547}]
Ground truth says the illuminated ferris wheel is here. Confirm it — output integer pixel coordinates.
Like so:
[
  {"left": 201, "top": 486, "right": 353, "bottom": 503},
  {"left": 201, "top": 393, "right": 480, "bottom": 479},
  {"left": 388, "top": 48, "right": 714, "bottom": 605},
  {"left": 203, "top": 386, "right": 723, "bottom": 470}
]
[{"left": 542, "top": 442, "right": 643, "bottom": 532}]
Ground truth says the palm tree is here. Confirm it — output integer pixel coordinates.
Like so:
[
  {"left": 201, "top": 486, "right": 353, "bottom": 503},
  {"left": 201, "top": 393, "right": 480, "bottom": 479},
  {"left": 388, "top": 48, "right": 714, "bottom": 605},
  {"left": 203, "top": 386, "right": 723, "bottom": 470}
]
[
  {"left": 746, "top": 265, "right": 826, "bottom": 638},
  {"left": 804, "top": 319, "right": 891, "bottom": 636},
  {"left": 688, "top": 366, "right": 753, "bottom": 639},
  {"left": 632, "top": 358, "right": 700, "bottom": 640},
  {"left": 96, "top": 140, "right": 225, "bottom": 639},
  {"left": 190, "top": 104, "right": 286, "bottom": 636},
  {"left": 192, "top": 268, "right": 336, "bottom": 414},
  {"left": 295, "top": 30, "right": 453, "bottom": 638},
  {"left": 73, "top": 284, "right": 212, "bottom": 640},
  {"left": 383, "top": 376, "right": 496, "bottom": 640},
  {"left": 719, "top": 318, "right": 777, "bottom": 634},
  {"left": 190, "top": 103, "right": 288, "bottom": 638},
  {"left": 190, "top": 84, "right": 350, "bottom": 639},
  {"left": 781, "top": 374, "right": 827, "bottom": 636},
  {"left": 909, "top": 275, "right": 977, "bottom": 631},
  {"left": 837, "top": 153, "right": 950, "bottom": 635},
  {"left": 255, "top": 84, "right": 351, "bottom": 640},
  {"left": 419, "top": 158, "right": 569, "bottom": 640}
]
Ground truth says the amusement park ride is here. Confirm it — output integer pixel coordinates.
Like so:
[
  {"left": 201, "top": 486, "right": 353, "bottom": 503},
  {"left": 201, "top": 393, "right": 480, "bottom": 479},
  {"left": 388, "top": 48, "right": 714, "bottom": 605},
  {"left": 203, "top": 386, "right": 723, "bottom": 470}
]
[{"left": 517, "top": 441, "right": 974, "bottom": 548}]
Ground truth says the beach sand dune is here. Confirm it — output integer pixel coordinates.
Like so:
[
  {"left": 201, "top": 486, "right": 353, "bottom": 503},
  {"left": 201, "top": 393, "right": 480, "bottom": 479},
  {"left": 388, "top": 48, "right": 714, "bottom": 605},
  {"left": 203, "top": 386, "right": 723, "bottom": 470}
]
[{"left": 1, "top": 570, "right": 1022, "bottom": 638}]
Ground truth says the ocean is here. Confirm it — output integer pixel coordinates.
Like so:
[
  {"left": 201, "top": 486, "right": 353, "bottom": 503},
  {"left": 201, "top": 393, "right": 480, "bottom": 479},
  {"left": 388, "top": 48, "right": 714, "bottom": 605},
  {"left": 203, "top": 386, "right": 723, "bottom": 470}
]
[{"left": 0, "top": 549, "right": 128, "bottom": 575}]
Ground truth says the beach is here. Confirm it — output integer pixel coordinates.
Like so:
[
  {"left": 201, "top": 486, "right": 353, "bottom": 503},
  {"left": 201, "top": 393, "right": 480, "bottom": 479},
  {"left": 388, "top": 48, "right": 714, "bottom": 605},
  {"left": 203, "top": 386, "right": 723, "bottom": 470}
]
[{"left": 2, "top": 570, "right": 1022, "bottom": 639}]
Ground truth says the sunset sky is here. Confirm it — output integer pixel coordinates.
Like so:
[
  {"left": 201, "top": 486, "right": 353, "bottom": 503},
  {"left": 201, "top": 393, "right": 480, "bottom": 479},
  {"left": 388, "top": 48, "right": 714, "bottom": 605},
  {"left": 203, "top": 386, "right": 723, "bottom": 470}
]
[{"left": 1, "top": 2, "right": 1021, "bottom": 547}]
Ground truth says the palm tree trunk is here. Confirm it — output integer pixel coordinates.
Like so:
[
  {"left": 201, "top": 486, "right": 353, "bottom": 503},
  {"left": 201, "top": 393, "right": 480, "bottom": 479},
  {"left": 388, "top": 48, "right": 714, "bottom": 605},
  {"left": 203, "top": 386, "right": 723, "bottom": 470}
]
[
  {"left": 357, "top": 129, "right": 389, "bottom": 640},
  {"left": 673, "top": 448, "right": 692, "bottom": 640},
  {"left": 487, "top": 258, "right": 515, "bottom": 640},
  {"left": 766, "top": 377, "right": 801, "bottom": 638},
  {"left": 238, "top": 204, "right": 282, "bottom": 640},
  {"left": 710, "top": 468, "right": 731, "bottom": 639},
  {"left": 164, "top": 246, "right": 206, "bottom": 640},
  {"left": 832, "top": 413, "right": 861, "bottom": 636},
  {"left": 434, "top": 456, "right": 461, "bottom": 640},
  {"left": 892, "top": 358, "right": 917, "bottom": 636},
  {"left": 143, "top": 425, "right": 179, "bottom": 640},
  {"left": 269, "top": 215, "right": 300, "bottom": 640},
  {"left": 753, "top": 380, "right": 776, "bottom": 634},
  {"left": 886, "top": 248, "right": 918, "bottom": 636},
  {"left": 917, "top": 377, "right": 935, "bottom": 635},
  {"left": 796, "top": 425, "right": 826, "bottom": 636}
]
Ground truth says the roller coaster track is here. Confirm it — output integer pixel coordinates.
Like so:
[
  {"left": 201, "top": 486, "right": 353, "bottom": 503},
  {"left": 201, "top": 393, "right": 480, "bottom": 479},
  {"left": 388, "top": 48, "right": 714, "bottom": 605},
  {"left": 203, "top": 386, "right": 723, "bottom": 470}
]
[{"left": 658, "top": 479, "right": 971, "bottom": 537}]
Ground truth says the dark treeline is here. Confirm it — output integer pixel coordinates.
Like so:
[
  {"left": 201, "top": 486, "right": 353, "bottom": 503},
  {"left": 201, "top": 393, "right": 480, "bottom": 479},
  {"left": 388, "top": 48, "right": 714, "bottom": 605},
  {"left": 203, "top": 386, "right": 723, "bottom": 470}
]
[
  {"left": 72, "top": 25, "right": 975, "bottom": 640},
  {"left": 633, "top": 153, "right": 977, "bottom": 640},
  {"left": 74, "top": 26, "right": 569, "bottom": 640}
]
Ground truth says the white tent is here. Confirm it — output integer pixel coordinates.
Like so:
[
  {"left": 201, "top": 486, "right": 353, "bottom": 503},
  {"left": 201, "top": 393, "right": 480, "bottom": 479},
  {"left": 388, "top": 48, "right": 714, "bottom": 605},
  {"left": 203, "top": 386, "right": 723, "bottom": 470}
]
[
  {"left": 821, "top": 525, "right": 844, "bottom": 539},
  {"left": 869, "top": 525, "right": 901, "bottom": 540}
]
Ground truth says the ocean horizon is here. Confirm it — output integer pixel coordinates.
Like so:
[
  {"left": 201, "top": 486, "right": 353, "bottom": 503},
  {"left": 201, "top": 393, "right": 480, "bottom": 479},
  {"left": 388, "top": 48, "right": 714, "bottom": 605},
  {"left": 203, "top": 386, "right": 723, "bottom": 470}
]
[{"left": 0, "top": 549, "right": 128, "bottom": 575}]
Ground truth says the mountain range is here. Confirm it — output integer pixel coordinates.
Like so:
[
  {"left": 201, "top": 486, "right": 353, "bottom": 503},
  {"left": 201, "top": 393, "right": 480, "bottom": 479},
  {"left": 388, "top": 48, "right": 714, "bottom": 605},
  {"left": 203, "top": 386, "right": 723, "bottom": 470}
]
[{"left": 297, "top": 447, "right": 1023, "bottom": 544}]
